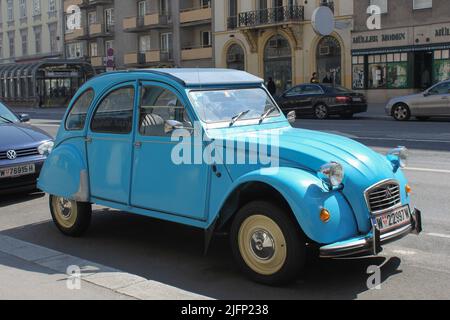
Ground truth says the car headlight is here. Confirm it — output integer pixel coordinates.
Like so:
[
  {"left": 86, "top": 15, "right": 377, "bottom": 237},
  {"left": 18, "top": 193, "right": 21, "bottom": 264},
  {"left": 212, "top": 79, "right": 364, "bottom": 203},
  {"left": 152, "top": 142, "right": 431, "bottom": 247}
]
[
  {"left": 38, "top": 141, "right": 54, "bottom": 156},
  {"left": 318, "top": 162, "right": 344, "bottom": 188},
  {"left": 387, "top": 146, "right": 408, "bottom": 168}
]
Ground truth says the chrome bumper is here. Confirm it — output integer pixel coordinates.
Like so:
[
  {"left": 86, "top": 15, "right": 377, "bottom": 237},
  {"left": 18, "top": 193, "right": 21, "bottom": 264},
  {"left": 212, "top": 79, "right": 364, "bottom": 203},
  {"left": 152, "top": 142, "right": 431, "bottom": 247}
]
[{"left": 320, "top": 208, "right": 422, "bottom": 258}]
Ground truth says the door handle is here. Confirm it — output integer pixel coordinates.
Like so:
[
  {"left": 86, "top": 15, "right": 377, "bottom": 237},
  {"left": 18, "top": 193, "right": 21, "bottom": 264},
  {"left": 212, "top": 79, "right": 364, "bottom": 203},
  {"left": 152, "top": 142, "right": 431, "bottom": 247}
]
[
  {"left": 85, "top": 137, "right": 92, "bottom": 143},
  {"left": 134, "top": 141, "right": 142, "bottom": 148}
]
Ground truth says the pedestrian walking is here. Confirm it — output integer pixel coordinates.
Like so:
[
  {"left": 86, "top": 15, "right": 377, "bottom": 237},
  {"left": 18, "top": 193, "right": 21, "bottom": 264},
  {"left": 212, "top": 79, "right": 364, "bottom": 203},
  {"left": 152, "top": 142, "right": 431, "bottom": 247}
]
[{"left": 267, "top": 77, "right": 277, "bottom": 96}]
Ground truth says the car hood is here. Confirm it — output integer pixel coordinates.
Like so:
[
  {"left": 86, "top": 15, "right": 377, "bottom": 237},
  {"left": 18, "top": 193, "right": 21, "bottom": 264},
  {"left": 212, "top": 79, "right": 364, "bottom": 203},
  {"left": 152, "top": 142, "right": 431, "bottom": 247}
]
[
  {"left": 0, "top": 123, "right": 52, "bottom": 150},
  {"left": 210, "top": 125, "right": 402, "bottom": 232},
  {"left": 389, "top": 92, "right": 423, "bottom": 103}
]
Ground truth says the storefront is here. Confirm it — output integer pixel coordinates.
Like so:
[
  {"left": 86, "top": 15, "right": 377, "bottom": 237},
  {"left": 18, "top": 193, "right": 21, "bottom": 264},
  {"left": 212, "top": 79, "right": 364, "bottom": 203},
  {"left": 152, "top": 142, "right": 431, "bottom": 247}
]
[
  {"left": 0, "top": 59, "right": 95, "bottom": 108},
  {"left": 351, "top": 23, "right": 450, "bottom": 100}
]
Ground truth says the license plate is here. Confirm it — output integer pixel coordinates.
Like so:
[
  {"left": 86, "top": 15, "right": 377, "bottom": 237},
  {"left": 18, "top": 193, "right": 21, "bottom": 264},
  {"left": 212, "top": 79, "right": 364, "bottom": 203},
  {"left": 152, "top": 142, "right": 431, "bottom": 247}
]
[
  {"left": 352, "top": 97, "right": 362, "bottom": 102},
  {"left": 0, "top": 164, "right": 36, "bottom": 179},
  {"left": 375, "top": 206, "right": 411, "bottom": 232}
]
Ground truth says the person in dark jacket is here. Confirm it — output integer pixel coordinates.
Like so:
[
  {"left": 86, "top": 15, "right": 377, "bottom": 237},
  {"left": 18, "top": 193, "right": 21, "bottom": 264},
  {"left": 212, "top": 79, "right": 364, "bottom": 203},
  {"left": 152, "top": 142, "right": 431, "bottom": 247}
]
[
  {"left": 323, "top": 72, "right": 333, "bottom": 84},
  {"left": 267, "top": 77, "right": 277, "bottom": 96},
  {"left": 310, "top": 73, "right": 319, "bottom": 84}
]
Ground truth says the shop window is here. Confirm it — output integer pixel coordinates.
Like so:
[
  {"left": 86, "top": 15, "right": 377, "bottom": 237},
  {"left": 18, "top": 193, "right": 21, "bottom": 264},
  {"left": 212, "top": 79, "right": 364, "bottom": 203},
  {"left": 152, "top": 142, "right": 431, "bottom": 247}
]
[
  {"left": 352, "top": 56, "right": 365, "bottom": 89},
  {"left": 433, "top": 50, "right": 450, "bottom": 83},
  {"left": 366, "top": 53, "right": 408, "bottom": 89}
]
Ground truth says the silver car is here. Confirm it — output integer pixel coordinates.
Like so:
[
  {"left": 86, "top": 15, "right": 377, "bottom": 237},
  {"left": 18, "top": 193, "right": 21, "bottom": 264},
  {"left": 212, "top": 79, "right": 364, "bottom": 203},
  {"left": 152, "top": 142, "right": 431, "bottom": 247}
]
[{"left": 385, "top": 80, "right": 450, "bottom": 121}]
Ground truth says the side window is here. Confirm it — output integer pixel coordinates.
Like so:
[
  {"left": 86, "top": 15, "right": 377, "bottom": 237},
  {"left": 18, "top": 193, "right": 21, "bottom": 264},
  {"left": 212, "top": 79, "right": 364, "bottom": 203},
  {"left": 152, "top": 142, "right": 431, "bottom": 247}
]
[
  {"left": 139, "top": 85, "right": 191, "bottom": 137},
  {"left": 91, "top": 86, "right": 135, "bottom": 134},
  {"left": 66, "top": 89, "right": 94, "bottom": 130},
  {"left": 430, "top": 82, "right": 450, "bottom": 95},
  {"left": 303, "top": 85, "right": 323, "bottom": 95},
  {"left": 285, "top": 86, "right": 303, "bottom": 97}
]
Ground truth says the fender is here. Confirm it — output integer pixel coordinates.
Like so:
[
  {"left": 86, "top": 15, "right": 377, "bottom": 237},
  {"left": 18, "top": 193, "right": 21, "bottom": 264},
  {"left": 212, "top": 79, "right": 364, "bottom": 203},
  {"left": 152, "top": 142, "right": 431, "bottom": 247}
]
[
  {"left": 217, "top": 167, "right": 359, "bottom": 244},
  {"left": 38, "top": 138, "right": 90, "bottom": 202}
]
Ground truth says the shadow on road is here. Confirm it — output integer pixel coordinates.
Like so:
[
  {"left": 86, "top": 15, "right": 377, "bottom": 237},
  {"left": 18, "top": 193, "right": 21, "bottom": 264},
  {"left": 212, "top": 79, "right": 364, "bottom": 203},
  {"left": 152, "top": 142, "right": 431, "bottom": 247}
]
[
  {"left": 1, "top": 209, "right": 404, "bottom": 299},
  {"left": 0, "top": 191, "right": 45, "bottom": 208}
]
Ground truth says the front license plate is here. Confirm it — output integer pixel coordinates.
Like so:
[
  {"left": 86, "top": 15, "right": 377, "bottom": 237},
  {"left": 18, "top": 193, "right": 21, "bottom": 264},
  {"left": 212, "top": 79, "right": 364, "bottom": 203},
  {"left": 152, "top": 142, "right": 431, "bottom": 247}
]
[
  {"left": 0, "top": 164, "right": 36, "bottom": 179},
  {"left": 375, "top": 206, "right": 411, "bottom": 232}
]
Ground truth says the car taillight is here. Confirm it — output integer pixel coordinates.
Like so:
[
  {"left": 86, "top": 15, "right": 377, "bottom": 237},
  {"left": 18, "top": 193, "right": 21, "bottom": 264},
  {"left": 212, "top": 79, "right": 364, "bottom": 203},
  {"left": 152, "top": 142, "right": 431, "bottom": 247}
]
[{"left": 335, "top": 96, "right": 351, "bottom": 103}]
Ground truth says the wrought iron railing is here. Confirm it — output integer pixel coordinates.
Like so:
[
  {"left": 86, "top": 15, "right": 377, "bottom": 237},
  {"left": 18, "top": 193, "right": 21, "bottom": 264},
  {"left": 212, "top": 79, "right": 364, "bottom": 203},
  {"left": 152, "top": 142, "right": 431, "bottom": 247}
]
[
  {"left": 320, "top": 0, "right": 335, "bottom": 12},
  {"left": 238, "top": 5, "right": 304, "bottom": 28}
]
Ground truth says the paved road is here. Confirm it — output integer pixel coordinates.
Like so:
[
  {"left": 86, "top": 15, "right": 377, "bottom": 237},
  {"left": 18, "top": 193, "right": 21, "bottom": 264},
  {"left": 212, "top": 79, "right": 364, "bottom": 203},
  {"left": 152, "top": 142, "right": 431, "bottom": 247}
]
[{"left": 1, "top": 114, "right": 449, "bottom": 299}]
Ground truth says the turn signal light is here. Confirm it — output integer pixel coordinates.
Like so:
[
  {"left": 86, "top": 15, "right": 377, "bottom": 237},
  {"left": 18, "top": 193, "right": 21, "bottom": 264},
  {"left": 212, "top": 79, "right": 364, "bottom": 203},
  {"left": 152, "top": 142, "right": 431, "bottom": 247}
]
[
  {"left": 320, "top": 209, "right": 331, "bottom": 223},
  {"left": 405, "top": 184, "right": 412, "bottom": 194}
]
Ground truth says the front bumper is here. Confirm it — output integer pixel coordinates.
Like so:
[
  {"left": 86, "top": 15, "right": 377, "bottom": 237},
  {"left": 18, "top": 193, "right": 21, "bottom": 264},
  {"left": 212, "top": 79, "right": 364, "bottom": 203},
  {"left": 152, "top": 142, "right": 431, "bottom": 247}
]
[
  {"left": 0, "top": 161, "right": 44, "bottom": 195},
  {"left": 319, "top": 208, "right": 422, "bottom": 258}
]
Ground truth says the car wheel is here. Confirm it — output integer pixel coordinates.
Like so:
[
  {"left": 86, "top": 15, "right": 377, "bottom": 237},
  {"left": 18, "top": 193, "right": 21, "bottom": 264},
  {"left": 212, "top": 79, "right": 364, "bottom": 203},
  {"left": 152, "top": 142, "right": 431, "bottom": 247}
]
[
  {"left": 392, "top": 103, "right": 411, "bottom": 121},
  {"left": 49, "top": 195, "right": 92, "bottom": 237},
  {"left": 416, "top": 116, "right": 430, "bottom": 121},
  {"left": 313, "top": 104, "right": 329, "bottom": 119},
  {"left": 230, "top": 201, "right": 305, "bottom": 285}
]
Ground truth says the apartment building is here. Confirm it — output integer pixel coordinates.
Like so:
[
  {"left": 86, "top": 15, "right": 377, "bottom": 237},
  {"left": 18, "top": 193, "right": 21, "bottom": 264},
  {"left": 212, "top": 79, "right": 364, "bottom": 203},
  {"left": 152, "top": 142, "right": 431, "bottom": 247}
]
[
  {"left": 352, "top": 0, "right": 450, "bottom": 102},
  {"left": 214, "top": 0, "right": 354, "bottom": 94},
  {"left": 0, "top": 0, "right": 63, "bottom": 63},
  {"left": 64, "top": 0, "right": 214, "bottom": 71}
]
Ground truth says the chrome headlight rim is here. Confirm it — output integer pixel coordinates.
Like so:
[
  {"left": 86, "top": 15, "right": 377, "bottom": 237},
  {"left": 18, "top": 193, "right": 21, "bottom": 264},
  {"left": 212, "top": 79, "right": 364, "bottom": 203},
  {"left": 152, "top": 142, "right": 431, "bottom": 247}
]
[
  {"left": 387, "top": 146, "right": 408, "bottom": 168},
  {"left": 38, "top": 140, "right": 54, "bottom": 156},
  {"left": 318, "top": 161, "right": 345, "bottom": 188}
]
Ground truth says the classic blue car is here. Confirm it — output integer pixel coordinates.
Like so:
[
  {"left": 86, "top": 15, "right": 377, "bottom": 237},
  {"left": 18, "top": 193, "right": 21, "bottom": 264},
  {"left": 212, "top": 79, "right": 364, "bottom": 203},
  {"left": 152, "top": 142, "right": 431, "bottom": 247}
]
[
  {"left": 38, "top": 69, "right": 422, "bottom": 285},
  {"left": 0, "top": 101, "right": 53, "bottom": 195}
]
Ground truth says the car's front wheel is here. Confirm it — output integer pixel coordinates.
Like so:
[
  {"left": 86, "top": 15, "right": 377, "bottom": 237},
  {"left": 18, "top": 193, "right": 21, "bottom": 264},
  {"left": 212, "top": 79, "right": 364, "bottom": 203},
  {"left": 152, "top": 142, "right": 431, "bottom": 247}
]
[
  {"left": 392, "top": 103, "right": 411, "bottom": 121},
  {"left": 230, "top": 201, "right": 305, "bottom": 285},
  {"left": 49, "top": 195, "right": 92, "bottom": 237},
  {"left": 313, "top": 103, "right": 329, "bottom": 120}
]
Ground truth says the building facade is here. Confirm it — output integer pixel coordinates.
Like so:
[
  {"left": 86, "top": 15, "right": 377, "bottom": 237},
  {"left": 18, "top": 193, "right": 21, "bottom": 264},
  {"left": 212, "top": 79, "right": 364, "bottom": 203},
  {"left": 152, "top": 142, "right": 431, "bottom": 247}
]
[
  {"left": 0, "top": 0, "right": 95, "bottom": 107},
  {"left": 64, "top": 0, "right": 214, "bottom": 72},
  {"left": 214, "top": 0, "right": 354, "bottom": 94},
  {"left": 352, "top": 0, "right": 450, "bottom": 102}
]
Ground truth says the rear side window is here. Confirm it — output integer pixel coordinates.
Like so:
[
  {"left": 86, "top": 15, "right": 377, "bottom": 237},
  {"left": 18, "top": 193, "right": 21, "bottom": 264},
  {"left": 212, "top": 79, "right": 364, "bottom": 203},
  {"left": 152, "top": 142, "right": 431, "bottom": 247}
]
[
  {"left": 65, "top": 89, "right": 94, "bottom": 130},
  {"left": 91, "top": 86, "right": 135, "bottom": 134}
]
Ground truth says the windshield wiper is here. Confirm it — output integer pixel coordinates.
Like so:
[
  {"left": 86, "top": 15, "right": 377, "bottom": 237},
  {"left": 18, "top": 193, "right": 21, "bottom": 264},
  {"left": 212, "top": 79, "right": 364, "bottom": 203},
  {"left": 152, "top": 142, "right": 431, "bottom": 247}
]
[
  {"left": 259, "top": 106, "right": 277, "bottom": 124},
  {"left": 229, "top": 110, "right": 250, "bottom": 127},
  {"left": 0, "top": 115, "right": 13, "bottom": 123}
]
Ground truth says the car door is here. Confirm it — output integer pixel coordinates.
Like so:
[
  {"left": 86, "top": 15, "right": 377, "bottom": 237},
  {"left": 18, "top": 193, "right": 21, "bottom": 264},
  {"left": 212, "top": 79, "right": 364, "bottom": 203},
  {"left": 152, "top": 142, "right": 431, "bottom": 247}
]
[
  {"left": 421, "top": 82, "right": 450, "bottom": 115},
  {"left": 298, "top": 85, "right": 324, "bottom": 114},
  {"left": 130, "top": 81, "right": 209, "bottom": 221},
  {"left": 278, "top": 86, "right": 303, "bottom": 113},
  {"left": 86, "top": 82, "right": 137, "bottom": 204}
]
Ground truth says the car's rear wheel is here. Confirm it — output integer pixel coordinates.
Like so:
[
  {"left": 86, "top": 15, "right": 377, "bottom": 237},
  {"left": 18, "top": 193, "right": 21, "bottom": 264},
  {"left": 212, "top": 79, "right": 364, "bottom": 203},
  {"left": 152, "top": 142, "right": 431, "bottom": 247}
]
[
  {"left": 313, "top": 104, "right": 329, "bottom": 120},
  {"left": 230, "top": 201, "right": 305, "bottom": 285},
  {"left": 392, "top": 103, "right": 411, "bottom": 121},
  {"left": 49, "top": 195, "right": 92, "bottom": 237}
]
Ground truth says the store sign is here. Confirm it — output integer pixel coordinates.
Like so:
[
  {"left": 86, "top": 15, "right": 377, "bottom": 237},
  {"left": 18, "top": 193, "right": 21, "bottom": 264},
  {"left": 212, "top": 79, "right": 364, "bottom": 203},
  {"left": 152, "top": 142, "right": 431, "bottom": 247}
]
[
  {"left": 352, "top": 27, "right": 410, "bottom": 50},
  {"left": 353, "top": 32, "right": 406, "bottom": 44}
]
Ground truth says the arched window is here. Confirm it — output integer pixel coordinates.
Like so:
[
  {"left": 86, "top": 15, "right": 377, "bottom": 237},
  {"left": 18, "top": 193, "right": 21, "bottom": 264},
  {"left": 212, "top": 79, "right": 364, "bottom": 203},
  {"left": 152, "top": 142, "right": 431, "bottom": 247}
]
[
  {"left": 316, "top": 36, "right": 342, "bottom": 85},
  {"left": 226, "top": 44, "right": 245, "bottom": 71},
  {"left": 264, "top": 35, "right": 292, "bottom": 94}
]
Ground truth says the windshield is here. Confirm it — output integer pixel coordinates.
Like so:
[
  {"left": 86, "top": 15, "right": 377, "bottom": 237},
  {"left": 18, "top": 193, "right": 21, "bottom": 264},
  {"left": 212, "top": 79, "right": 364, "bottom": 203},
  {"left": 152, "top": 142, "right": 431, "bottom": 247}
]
[
  {"left": 0, "top": 102, "right": 18, "bottom": 123},
  {"left": 189, "top": 88, "right": 281, "bottom": 124}
]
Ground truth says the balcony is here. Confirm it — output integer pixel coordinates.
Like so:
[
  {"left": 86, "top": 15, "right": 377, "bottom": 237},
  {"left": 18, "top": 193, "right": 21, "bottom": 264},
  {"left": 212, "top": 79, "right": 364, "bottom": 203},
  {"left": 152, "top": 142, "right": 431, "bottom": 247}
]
[
  {"left": 90, "top": 56, "right": 104, "bottom": 67},
  {"left": 320, "top": 0, "right": 335, "bottom": 13},
  {"left": 124, "top": 53, "right": 147, "bottom": 66},
  {"left": 88, "top": 23, "right": 114, "bottom": 37},
  {"left": 145, "top": 50, "right": 173, "bottom": 64},
  {"left": 65, "top": 27, "right": 86, "bottom": 41},
  {"left": 180, "top": 6, "right": 212, "bottom": 25},
  {"left": 238, "top": 6, "right": 304, "bottom": 29},
  {"left": 181, "top": 46, "right": 213, "bottom": 61},
  {"left": 80, "top": 0, "right": 114, "bottom": 9},
  {"left": 123, "top": 13, "right": 171, "bottom": 32},
  {"left": 64, "top": 0, "right": 83, "bottom": 12}
]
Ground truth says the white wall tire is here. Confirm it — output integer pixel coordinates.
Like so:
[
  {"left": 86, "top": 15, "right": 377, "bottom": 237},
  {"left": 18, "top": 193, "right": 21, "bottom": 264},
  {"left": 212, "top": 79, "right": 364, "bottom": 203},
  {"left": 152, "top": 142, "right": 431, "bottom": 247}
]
[
  {"left": 230, "top": 201, "right": 305, "bottom": 285},
  {"left": 49, "top": 195, "right": 92, "bottom": 237}
]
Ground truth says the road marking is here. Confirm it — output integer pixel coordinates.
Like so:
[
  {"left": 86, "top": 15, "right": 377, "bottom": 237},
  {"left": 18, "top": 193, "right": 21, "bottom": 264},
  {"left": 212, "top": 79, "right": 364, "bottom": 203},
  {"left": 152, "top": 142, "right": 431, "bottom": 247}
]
[
  {"left": 0, "top": 234, "right": 211, "bottom": 300},
  {"left": 426, "top": 233, "right": 450, "bottom": 240},
  {"left": 391, "top": 249, "right": 417, "bottom": 256},
  {"left": 404, "top": 167, "right": 450, "bottom": 174}
]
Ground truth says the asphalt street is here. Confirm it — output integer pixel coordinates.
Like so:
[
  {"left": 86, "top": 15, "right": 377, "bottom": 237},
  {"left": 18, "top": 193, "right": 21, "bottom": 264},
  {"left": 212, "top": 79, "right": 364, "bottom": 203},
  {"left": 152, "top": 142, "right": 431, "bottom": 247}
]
[{"left": 0, "top": 107, "right": 449, "bottom": 299}]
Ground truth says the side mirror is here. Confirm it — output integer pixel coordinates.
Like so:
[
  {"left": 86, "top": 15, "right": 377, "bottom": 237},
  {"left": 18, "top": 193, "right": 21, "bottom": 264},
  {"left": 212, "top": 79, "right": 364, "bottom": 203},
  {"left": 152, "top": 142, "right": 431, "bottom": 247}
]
[
  {"left": 287, "top": 111, "right": 296, "bottom": 124},
  {"left": 17, "top": 113, "right": 30, "bottom": 122},
  {"left": 164, "top": 120, "right": 193, "bottom": 134}
]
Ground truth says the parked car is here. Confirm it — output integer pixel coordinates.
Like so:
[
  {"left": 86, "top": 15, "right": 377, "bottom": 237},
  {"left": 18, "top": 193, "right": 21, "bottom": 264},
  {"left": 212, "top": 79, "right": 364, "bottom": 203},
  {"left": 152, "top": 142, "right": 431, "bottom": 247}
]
[
  {"left": 386, "top": 79, "right": 450, "bottom": 121},
  {"left": 38, "top": 69, "right": 421, "bottom": 285},
  {"left": 0, "top": 101, "right": 53, "bottom": 195},
  {"left": 276, "top": 83, "right": 367, "bottom": 119}
]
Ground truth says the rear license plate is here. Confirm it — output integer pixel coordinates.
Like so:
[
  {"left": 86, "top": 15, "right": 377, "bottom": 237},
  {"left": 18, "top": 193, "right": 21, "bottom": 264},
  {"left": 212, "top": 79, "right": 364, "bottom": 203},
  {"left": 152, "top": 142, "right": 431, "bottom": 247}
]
[
  {"left": 0, "top": 164, "right": 36, "bottom": 179},
  {"left": 375, "top": 206, "right": 411, "bottom": 232},
  {"left": 352, "top": 97, "right": 362, "bottom": 102}
]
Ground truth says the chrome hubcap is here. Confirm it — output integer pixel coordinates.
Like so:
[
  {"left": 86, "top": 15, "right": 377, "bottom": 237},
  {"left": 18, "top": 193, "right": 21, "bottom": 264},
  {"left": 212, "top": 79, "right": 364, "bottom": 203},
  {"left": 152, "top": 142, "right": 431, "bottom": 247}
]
[
  {"left": 58, "top": 198, "right": 73, "bottom": 220},
  {"left": 315, "top": 105, "right": 327, "bottom": 118},
  {"left": 250, "top": 229, "right": 276, "bottom": 261}
]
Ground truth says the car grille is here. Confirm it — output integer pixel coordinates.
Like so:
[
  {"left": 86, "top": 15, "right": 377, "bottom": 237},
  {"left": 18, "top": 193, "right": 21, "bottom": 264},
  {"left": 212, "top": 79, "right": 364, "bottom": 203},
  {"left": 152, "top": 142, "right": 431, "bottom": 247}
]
[
  {"left": 0, "top": 147, "right": 40, "bottom": 160},
  {"left": 366, "top": 181, "right": 401, "bottom": 213}
]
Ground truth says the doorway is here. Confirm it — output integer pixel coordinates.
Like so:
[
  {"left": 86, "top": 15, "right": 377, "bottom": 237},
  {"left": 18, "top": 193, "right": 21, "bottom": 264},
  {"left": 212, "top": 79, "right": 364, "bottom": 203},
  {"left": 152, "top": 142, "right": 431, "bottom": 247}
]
[{"left": 414, "top": 51, "right": 433, "bottom": 90}]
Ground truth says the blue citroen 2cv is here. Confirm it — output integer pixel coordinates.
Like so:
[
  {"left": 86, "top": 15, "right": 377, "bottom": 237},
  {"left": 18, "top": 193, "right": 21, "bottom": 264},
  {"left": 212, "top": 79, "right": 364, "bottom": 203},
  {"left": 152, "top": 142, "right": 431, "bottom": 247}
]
[{"left": 38, "top": 69, "right": 422, "bottom": 285}]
